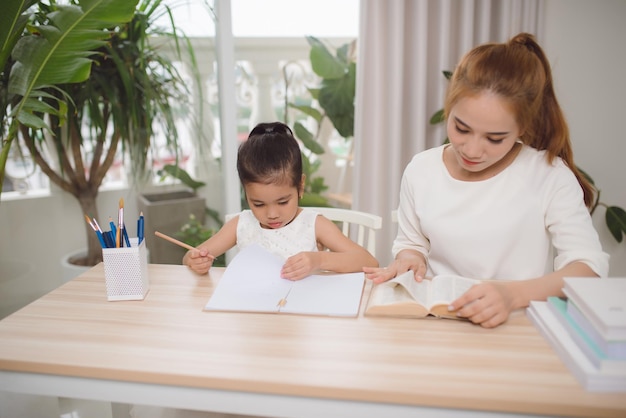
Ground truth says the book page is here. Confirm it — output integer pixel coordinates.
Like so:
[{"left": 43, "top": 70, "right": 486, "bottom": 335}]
[
  {"left": 205, "top": 244, "right": 365, "bottom": 317},
  {"left": 283, "top": 272, "right": 365, "bottom": 317},
  {"left": 205, "top": 244, "right": 292, "bottom": 313},
  {"left": 365, "top": 271, "right": 430, "bottom": 318},
  {"left": 428, "top": 275, "right": 479, "bottom": 317}
]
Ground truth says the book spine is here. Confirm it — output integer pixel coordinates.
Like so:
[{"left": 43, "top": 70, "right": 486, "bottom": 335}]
[
  {"left": 527, "top": 301, "right": 626, "bottom": 392},
  {"left": 548, "top": 298, "right": 626, "bottom": 374},
  {"left": 563, "top": 283, "right": 626, "bottom": 341},
  {"left": 567, "top": 301, "right": 626, "bottom": 360}
]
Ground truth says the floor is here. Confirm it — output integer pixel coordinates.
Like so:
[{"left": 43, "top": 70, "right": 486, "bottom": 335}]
[
  {"left": 0, "top": 393, "right": 115, "bottom": 418},
  {"left": 0, "top": 393, "right": 259, "bottom": 418}
]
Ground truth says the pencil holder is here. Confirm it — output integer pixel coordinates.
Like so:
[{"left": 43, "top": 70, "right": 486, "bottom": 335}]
[{"left": 102, "top": 238, "right": 150, "bottom": 301}]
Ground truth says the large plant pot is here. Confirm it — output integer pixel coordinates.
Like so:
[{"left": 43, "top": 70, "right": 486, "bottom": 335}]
[
  {"left": 138, "top": 191, "right": 205, "bottom": 265},
  {"left": 60, "top": 249, "right": 91, "bottom": 284}
]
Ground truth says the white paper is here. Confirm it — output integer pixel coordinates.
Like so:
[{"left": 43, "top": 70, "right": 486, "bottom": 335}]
[{"left": 205, "top": 244, "right": 365, "bottom": 317}]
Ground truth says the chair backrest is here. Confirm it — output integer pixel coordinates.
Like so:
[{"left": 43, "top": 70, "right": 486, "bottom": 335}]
[
  {"left": 225, "top": 207, "right": 383, "bottom": 257},
  {"left": 310, "top": 206, "right": 382, "bottom": 257}
]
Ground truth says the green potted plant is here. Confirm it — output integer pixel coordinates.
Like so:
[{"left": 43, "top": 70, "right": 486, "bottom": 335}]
[
  {"left": 582, "top": 171, "right": 626, "bottom": 244},
  {"left": 430, "top": 71, "right": 626, "bottom": 243},
  {"left": 139, "top": 164, "right": 223, "bottom": 265},
  {"left": 175, "top": 213, "right": 226, "bottom": 267},
  {"left": 1, "top": 0, "right": 201, "bottom": 266},
  {"left": 284, "top": 36, "right": 357, "bottom": 207}
]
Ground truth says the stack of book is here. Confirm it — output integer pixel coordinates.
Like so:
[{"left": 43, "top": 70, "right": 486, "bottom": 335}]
[{"left": 527, "top": 277, "right": 626, "bottom": 392}]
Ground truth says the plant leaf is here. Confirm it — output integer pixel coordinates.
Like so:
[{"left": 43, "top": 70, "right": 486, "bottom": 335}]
[
  {"left": 307, "top": 87, "right": 320, "bottom": 100},
  {"left": 159, "top": 164, "right": 206, "bottom": 192},
  {"left": 318, "top": 62, "right": 355, "bottom": 138},
  {"left": 288, "top": 103, "right": 323, "bottom": 122},
  {"left": 306, "top": 35, "right": 345, "bottom": 79},
  {"left": 1, "top": 0, "right": 139, "bottom": 196},
  {"left": 205, "top": 206, "right": 223, "bottom": 228},
  {"left": 430, "top": 109, "right": 445, "bottom": 125},
  {"left": 308, "top": 176, "right": 328, "bottom": 194},
  {"left": 300, "top": 192, "right": 330, "bottom": 207},
  {"left": 606, "top": 206, "right": 626, "bottom": 243},
  {"left": 9, "top": 0, "right": 138, "bottom": 97},
  {"left": 294, "top": 121, "right": 325, "bottom": 155},
  {"left": 0, "top": 0, "right": 37, "bottom": 72}
]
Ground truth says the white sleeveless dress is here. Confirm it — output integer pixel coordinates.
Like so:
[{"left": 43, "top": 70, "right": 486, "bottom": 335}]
[{"left": 236, "top": 208, "right": 320, "bottom": 259}]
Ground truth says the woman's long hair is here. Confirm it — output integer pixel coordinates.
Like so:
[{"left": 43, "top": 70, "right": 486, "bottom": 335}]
[{"left": 444, "top": 33, "right": 594, "bottom": 207}]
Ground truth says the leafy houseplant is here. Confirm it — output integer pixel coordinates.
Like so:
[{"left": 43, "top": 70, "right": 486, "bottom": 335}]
[
  {"left": 583, "top": 172, "right": 626, "bottom": 243},
  {"left": 430, "top": 71, "right": 626, "bottom": 243},
  {"left": 156, "top": 164, "right": 225, "bottom": 266},
  {"left": 1, "top": 0, "right": 198, "bottom": 266},
  {"left": 284, "top": 36, "right": 357, "bottom": 207},
  {"left": 175, "top": 213, "right": 225, "bottom": 267}
]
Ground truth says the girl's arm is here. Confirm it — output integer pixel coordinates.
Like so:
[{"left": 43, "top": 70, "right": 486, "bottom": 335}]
[
  {"left": 449, "top": 261, "right": 598, "bottom": 328},
  {"left": 280, "top": 215, "right": 378, "bottom": 280},
  {"left": 182, "top": 216, "right": 238, "bottom": 274}
]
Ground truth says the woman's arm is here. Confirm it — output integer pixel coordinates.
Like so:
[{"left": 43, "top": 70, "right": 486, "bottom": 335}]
[{"left": 449, "top": 261, "right": 598, "bottom": 328}]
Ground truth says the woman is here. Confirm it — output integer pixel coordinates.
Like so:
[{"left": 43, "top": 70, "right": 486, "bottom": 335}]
[{"left": 364, "top": 33, "right": 609, "bottom": 328}]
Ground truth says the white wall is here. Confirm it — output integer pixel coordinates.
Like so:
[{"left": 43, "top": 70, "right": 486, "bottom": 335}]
[
  {"left": 543, "top": 0, "right": 626, "bottom": 276},
  {"left": 1, "top": 0, "right": 625, "bottom": 319}
]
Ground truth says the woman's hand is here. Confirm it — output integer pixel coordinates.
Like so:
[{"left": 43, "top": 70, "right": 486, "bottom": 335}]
[
  {"left": 448, "top": 281, "right": 517, "bottom": 328},
  {"left": 183, "top": 249, "right": 215, "bottom": 275},
  {"left": 363, "top": 250, "right": 427, "bottom": 284},
  {"left": 281, "top": 252, "right": 320, "bottom": 281}
]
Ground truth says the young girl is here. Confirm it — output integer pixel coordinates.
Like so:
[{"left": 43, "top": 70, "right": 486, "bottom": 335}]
[
  {"left": 364, "top": 33, "right": 609, "bottom": 328},
  {"left": 184, "top": 121, "right": 378, "bottom": 280}
]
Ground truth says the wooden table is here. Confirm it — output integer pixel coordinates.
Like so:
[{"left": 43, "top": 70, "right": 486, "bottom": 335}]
[{"left": 0, "top": 264, "right": 624, "bottom": 417}]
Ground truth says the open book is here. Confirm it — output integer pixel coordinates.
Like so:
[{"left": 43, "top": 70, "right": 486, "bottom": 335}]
[
  {"left": 365, "top": 271, "right": 479, "bottom": 319},
  {"left": 205, "top": 244, "right": 365, "bottom": 317}
]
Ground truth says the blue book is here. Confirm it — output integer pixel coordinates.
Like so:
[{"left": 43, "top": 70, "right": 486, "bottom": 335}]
[{"left": 547, "top": 297, "right": 626, "bottom": 374}]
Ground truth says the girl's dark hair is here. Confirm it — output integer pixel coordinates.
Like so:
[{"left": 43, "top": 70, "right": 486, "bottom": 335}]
[
  {"left": 237, "top": 121, "right": 303, "bottom": 188},
  {"left": 444, "top": 33, "right": 594, "bottom": 207}
]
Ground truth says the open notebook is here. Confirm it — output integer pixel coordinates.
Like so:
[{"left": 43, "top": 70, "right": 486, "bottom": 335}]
[{"left": 204, "top": 244, "right": 365, "bottom": 317}]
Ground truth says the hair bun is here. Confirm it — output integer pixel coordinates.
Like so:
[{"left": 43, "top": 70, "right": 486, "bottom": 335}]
[
  {"left": 247, "top": 121, "right": 295, "bottom": 139},
  {"left": 510, "top": 32, "right": 538, "bottom": 52}
]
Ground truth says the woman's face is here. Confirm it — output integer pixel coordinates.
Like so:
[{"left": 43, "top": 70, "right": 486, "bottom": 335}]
[
  {"left": 244, "top": 180, "right": 301, "bottom": 229},
  {"left": 446, "top": 91, "right": 522, "bottom": 178}
]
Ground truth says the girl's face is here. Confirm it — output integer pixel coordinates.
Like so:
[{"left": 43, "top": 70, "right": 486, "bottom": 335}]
[
  {"left": 244, "top": 179, "right": 303, "bottom": 229},
  {"left": 446, "top": 91, "right": 522, "bottom": 179}
]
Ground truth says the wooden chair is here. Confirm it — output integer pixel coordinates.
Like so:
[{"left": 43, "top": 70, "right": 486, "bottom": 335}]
[
  {"left": 310, "top": 207, "right": 382, "bottom": 257},
  {"left": 226, "top": 207, "right": 383, "bottom": 257}
]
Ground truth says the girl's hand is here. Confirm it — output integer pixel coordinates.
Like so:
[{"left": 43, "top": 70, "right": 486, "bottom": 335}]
[
  {"left": 281, "top": 252, "right": 320, "bottom": 281},
  {"left": 363, "top": 251, "right": 427, "bottom": 284},
  {"left": 448, "top": 281, "right": 516, "bottom": 328},
  {"left": 184, "top": 249, "right": 214, "bottom": 275}
]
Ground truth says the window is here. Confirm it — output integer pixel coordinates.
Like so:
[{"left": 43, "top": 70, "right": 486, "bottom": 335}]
[{"left": 2, "top": 0, "right": 359, "bottom": 198}]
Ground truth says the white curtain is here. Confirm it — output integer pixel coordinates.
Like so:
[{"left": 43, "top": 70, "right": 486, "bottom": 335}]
[{"left": 353, "top": 0, "right": 544, "bottom": 265}]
